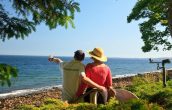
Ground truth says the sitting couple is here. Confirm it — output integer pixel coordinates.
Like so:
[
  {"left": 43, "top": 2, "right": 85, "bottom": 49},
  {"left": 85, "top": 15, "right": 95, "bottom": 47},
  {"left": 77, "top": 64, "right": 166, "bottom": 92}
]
[{"left": 48, "top": 47, "right": 115, "bottom": 104}]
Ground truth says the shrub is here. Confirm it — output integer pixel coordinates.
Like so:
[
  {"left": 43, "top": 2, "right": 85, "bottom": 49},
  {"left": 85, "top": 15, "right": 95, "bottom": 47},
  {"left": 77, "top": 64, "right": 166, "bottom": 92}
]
[
  {"left": 16, "top": 98, "right": 163, "bottom": 110},
  {"left": 97, "top": 98, "right": 162, "bottom": 110},
  {"left": 125, "top": 76, "right": 172, "bottom": 109},
  {"left": 40, "top": 98, "right": 68, "bottom": 110},
  {"left": 72, "top": 103, "right": 97, "bottom": 110},
  {"left": 97, "top": 98, "right": 119, "bottom": 110},
  {"left": 43, "top": 98, "right": 64, "bottom": 106},
  {"left": 149, "top": 88, "right": 172, "bottom": 109}
]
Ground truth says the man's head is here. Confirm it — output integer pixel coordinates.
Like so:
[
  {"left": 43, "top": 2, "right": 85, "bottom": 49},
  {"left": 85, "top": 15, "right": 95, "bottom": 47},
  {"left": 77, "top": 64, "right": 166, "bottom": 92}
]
[{"left": 74, "top": 50, "right": 85, "bottom": 61}]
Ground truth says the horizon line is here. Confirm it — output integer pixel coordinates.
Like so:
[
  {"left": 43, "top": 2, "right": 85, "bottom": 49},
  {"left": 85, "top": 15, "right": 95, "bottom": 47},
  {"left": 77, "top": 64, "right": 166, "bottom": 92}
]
[{"left": 0, "top": 54, "right": 171, "bottom": 59}]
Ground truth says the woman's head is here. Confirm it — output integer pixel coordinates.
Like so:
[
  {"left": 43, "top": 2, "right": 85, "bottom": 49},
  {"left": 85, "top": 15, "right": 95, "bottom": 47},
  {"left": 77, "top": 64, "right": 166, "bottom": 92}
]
[
  {"left": 74, "top": 50, "right": 85, "bottom": 61},
  {"left": 91, "top": 57, "right": 102, "bottom": 63},
  {"left": 88, "top": 47, "right": 107, "bottom": 62}
]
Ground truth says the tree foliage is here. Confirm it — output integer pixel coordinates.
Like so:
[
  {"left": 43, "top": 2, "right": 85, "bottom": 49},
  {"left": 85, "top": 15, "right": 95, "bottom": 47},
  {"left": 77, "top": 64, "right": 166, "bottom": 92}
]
[
  {"left": 0, "top": 0, "right": 80, "bottom": 41},
  {"left": 127, "top": 0, "right": 172, "bottom": 52},
  {"left": 0, "top": 64, "right": 18, "bottom": 87},
  {"left": 0, "top": 4, "right": 35, "bottom": 41}
]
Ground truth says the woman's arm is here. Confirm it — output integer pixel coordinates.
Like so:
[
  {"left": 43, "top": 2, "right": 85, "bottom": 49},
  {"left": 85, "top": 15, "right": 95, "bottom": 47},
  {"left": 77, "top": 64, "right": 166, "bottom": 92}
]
[
  {"left": 81, "top": 74, "right": 106, "bottom": 92},
  {"left": 76, "top": 74, "right": 107, "bottom": 97}
]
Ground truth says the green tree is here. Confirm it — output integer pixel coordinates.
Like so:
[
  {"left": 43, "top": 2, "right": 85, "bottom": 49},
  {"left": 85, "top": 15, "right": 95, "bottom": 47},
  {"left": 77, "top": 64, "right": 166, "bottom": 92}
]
[
  {"left": 127, "top": 0, "right": 172, "bottom": 52},
  {"left": 0, "top": 0, "right": 80, "bottom": 86},
  {"left": 0, "top": 64, "right": 18, "bottom": 87}
]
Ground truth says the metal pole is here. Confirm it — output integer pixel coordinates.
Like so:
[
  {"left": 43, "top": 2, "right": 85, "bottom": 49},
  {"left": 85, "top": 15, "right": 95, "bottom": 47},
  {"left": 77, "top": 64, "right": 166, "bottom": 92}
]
[{"left": 162, "top": 63, "right": 166, "bottom": 87}]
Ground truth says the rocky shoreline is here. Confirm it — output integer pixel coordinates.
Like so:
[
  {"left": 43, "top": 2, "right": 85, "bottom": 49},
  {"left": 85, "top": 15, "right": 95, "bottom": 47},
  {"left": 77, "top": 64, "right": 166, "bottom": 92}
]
[
  {"left": 0, "top": 87, "right": 62, "bottom": 110},
  {"left": 0, "top": 70, "right": 170, "bottom": 110}
]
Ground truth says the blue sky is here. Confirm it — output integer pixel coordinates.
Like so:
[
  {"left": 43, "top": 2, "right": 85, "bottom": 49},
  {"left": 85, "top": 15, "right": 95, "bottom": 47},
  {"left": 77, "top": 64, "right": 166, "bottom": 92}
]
[{"left": 0, "top": 0, "right": 171, "bottom": 58}]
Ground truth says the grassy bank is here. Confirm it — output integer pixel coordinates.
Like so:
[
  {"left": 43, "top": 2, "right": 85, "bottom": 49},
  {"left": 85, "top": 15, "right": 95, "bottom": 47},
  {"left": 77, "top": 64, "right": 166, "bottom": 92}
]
[{"left": 15, "top": 74, "right": 172, "bottom": 110}]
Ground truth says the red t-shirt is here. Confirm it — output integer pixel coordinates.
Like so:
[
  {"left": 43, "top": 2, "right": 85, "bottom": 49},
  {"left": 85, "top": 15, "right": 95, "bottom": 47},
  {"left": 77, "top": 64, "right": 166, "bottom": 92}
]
[{"left": 76, "top": 63, "right": 112, "bottom": 96}]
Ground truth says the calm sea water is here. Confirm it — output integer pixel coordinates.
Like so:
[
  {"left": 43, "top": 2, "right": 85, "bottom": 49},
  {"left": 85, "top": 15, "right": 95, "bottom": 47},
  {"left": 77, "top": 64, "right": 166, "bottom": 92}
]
[{"left": 0, "top": 55, "right": 172, "bottom": 93}]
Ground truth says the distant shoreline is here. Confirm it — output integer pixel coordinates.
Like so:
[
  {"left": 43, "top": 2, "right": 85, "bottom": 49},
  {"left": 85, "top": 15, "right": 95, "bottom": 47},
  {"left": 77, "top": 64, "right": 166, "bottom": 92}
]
[{"left": 0, "top": 54, "right": 171, "bottom": 59}]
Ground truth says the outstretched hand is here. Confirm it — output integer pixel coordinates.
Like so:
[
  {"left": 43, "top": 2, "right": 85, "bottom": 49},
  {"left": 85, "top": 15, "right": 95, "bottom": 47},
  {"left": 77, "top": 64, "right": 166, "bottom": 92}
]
[
  {"left": 48, "top": 57, "right": 53, "bottom": 62},
  {"left": 48, "top": 57, "right": 63, "bottom": 63},
  {"left": 48, "top": 55, "right": 54, "bottom": 62}
]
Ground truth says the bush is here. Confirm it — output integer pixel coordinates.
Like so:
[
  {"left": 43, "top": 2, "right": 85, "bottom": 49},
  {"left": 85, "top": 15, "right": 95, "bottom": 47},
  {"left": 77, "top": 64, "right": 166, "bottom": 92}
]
[
  {"left": 17, "top": 98, "right": 163, "bottom": 110},
  {"left": 72, "top": 103, "right": 97, "bottom": 110},
  {"left": 43, "top": 98, "right": 64, "bottom": 106},
  {"left": 149, "top": 88, "right": 172, "bottom": 109},
  {"left": 98, "top": 98, "right": 162, "bottom": 110},
  {"left": 97, "top": 98, "right": 119, "bottom": 110},
  {"left": 40, "top": 98, "right": 68, "bottom": 110},
  {"left": 126, "top": 76, "right": 172, "bottom": 109}
]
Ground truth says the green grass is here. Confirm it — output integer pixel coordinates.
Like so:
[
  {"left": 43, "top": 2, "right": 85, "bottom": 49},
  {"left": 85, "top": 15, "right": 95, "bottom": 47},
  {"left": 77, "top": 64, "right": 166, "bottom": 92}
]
[
  {"left": 16, "top": 76, "right": 172, "bottom": 110},
  {"left": 125, "top": 76, "right": 172, "bottom": 110},
  {"left": 16, "top": 98, "right": 163, "bottom": 110}
]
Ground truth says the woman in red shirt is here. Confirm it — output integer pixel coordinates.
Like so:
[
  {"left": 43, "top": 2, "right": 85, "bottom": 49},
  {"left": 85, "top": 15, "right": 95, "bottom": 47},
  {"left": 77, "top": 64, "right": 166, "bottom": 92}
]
[{"left": 76, "top": 47, "right": 113, "bottom": 104}]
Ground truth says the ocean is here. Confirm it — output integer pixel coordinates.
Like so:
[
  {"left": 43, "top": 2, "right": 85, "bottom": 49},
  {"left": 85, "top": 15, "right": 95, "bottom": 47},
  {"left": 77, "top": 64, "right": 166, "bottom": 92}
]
[{"left": 0, "top": 55, "right": 172, "bottom": 95}]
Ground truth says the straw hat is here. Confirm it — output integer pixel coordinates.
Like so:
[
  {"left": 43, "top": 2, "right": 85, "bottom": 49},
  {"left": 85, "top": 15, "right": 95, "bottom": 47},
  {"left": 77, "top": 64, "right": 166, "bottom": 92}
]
[{"left": 88, "top": 48, "right": 107, "bottom": 62}]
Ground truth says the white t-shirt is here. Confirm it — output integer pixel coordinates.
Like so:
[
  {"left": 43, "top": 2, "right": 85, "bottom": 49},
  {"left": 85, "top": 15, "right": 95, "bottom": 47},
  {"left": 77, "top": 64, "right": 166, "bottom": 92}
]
[{"left": 59, "top": 60, "right": 85, "bottom": 102}]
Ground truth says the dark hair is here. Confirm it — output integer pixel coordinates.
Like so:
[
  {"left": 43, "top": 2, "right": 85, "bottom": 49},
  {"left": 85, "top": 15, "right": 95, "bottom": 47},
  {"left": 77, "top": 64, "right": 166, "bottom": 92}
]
[{"left": 74, "top": 50, "right": 85, "bottom": 61}]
